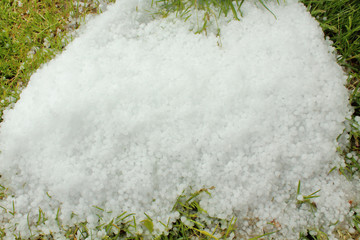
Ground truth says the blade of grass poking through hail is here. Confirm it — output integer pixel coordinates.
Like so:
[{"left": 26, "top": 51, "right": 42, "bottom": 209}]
[
  {"left": 258, "top": 0, "right": 277, "bottom": 19},
  {"left": 141, "top": 213, "right": 154, "bottom": 233},
  {"left": 249, "top": 231, "right": 278, "bottom": 240},
  {"left": 192, "top": 227, "right": 219, "bottom": 240}
]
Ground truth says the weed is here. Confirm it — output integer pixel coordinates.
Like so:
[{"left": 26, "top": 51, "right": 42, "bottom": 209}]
[{"left": 296, "top": 180, "right": 320, "bottom": 212}]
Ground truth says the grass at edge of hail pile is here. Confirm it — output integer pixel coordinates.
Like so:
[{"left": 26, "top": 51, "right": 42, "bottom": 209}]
[
  {"left": 0, "top": 0, "right": 116, "bottom": 121},
  {"left": 0, "top": 0, "right": 360, "bottom": 239},
  {"left": 301, "top": 0, "right": 360, "bottom": 239}
]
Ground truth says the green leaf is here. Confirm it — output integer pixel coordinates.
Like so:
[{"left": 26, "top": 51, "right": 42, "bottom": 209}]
[
  {"left": 297, "top": 180, "right": 301, "bottom": 195},
  {"left": 141, "top": 219, "right": 154, "bottom": 233}
]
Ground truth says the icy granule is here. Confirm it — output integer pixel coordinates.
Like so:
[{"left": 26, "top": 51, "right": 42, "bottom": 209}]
[{"left": 0, "top": 0, "right": 356, "bottom": 238}]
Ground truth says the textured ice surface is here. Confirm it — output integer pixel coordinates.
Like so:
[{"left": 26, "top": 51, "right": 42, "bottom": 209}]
[{"left": 0, "top": 0, "right": 355, "bottom": 238}]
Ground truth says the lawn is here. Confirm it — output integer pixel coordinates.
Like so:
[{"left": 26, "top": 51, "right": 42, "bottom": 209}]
[{"left": 0, "top": 0, "right": 359, "bottom": 239}]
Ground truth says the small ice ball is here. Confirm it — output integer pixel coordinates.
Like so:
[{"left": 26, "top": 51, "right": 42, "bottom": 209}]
[{"left": 297, "top": 195, "right": 304, "bottom": 201}]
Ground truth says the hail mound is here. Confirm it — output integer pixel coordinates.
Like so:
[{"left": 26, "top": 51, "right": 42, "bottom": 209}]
[{"left": 0, "top": 0, "right": 354, "bottom": 238}]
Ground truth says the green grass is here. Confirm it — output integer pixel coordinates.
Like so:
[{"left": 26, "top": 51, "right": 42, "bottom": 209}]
[
  {"left": 1, "top": 0, "right": 360, "bottom": 239},
  {"left": 1, "top": 186, "right": 239, "bottom": 239},
  {"left": 300, "top": 0, "right": 360, "bottom": 110},
  {"left": 152, "top": 0, "right": 280, "bottom": 36},
  {"left": 302, "top": 1, "right": 360, "bottom": 238},
  {"left": 0, "top": 0, "right": 113, "bottom": 122}
]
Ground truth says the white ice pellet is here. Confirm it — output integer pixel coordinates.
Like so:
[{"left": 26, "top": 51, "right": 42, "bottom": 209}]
[{"left": 355, "top": 116, "right": 360, "bottom": 124}]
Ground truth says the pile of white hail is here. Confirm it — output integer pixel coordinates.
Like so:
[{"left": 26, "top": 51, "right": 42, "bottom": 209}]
[{"left": 0, "top": 0, "right": 357, "bottom": 239}]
